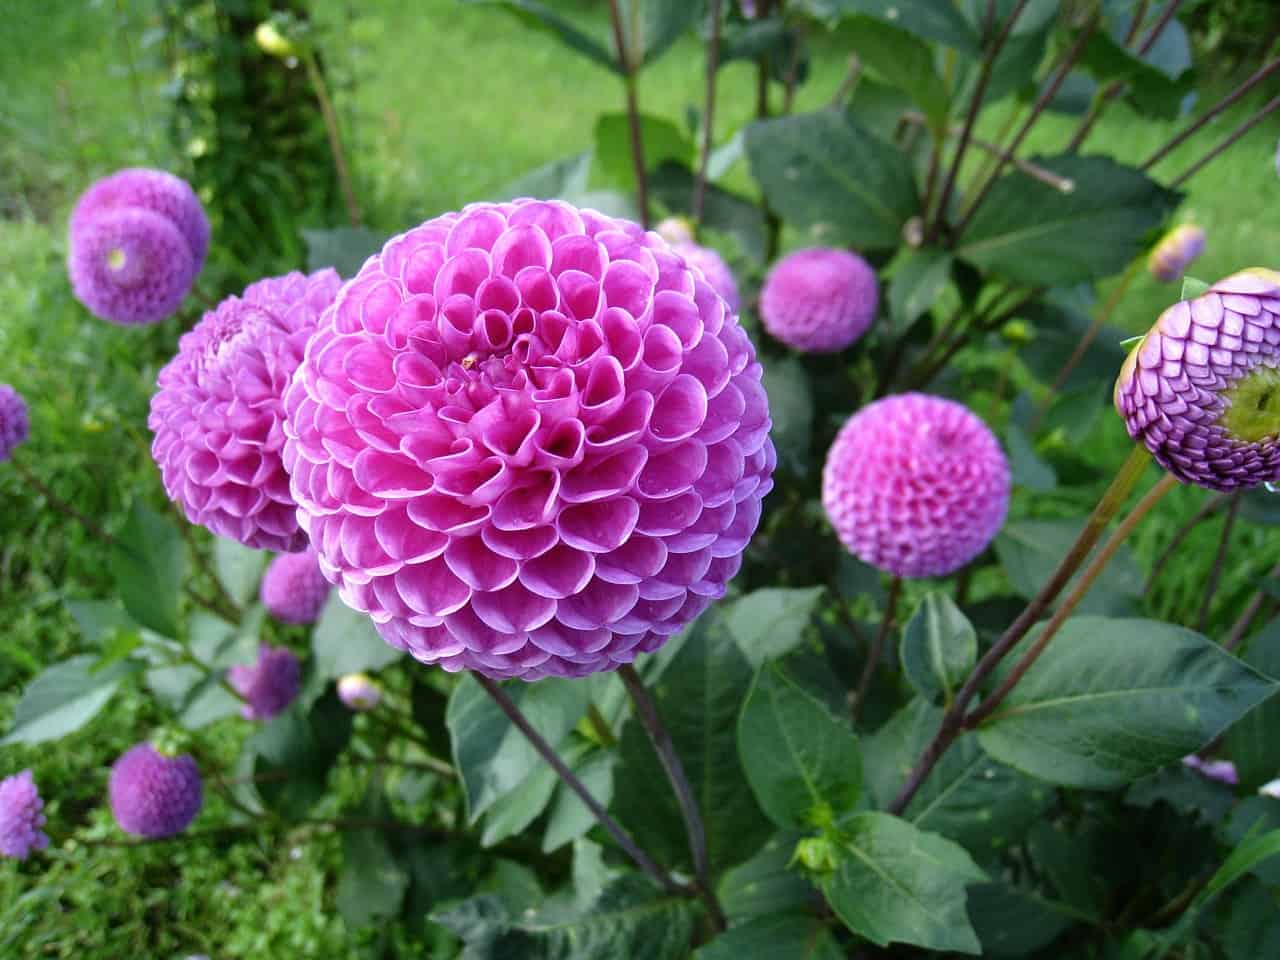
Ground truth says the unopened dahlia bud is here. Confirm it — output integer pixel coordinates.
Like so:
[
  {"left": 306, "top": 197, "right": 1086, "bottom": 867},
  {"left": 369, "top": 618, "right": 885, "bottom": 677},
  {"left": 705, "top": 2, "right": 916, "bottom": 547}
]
[
  {"left": 823, "top": 393, "right": 1010, "bottom": 578},
  {"left": 760, "top": 247, "right": 878, "bottom": 353},
  {"left": 228, "top": 644, "right": 301, "bottom": 721},
  {"left": 655, "top": 217, "right": 694, "bottom": 246},
  {"left": 673, "top": 242, "right": 740, "bottom": 314},
  {"left": 1181, "top": 754, "right": 1238, "bottom": 785},
  {"left": 108, "top": 743, "right": 203, "bottom": 838},
  {"left": 254, "top": 21, "right": 297, "bottom": 59},
  {"left": 261, "top": 549, "right": 331, "bottom": 625},
  {"left": 283, "top": 199, "right": 775, "bottom": 679},
  {"left": 0, "top": 384, "right": 29, "bottom": 462},
  {"left": 70, "top": 167, "right": 210, "bottom": 270},
  {"left": 337, "top": 673, "right": 382, "bottom": 711},
  {"left": 149, "top": 269, "right": 341, "bottom": 551},
  {"left": 0, "top": 770, "right": 48, "bottom": 860},
  {"left": 1148, "top": 224, "right": 1205, "bottom": 283},
  {"left": 1114, "top": 268, "right": 1280, "bottom": 491},
  {"left": 1260, "top": 776, "right": 1280, "bottom": 799}
]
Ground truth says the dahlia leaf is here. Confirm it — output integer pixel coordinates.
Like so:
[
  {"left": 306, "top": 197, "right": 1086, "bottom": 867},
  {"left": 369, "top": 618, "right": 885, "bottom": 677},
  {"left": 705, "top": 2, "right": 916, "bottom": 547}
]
[
  {"left": 65, "top": 599, "right": 137, "bottom": 646},
  {"left": 311, "top": 591, "right": 403, "bottom": 680},
  {"left": 1181, "top": 275, "right": 1211, "bottom": 300},
  {"left": 1222, "top": 617, "right": 1280, "bottom": 791},
  {"left": 738, "top": 662, "right": 863, "bottom": 829},
  {"left": 900, "top": 592, "right": 977, "bottom": 706},
  {"left": 758, "top": 356, "right": 813, "bottom": 476},
  {"left": 481, "top": 762, "right": 558, "bottom": 848},
  {"left": 212, "top": 537, "right": 266, "bottom": 607},
  {"left": 975, "top": 617, "right": 1280, "bottom": 788},
  {"left": 694, "top": 911, "right": 844, "bottom": 960},
  {"left": 996, "top": 518, "right": 1143, "bottom": 616},
  {"left": 836, "top": 15, "right": 950, "bottom": 130},
  {"left": 887, "top": 248, "right": 952, "bottom": 333},
  {"left": 1079, "top": 29, "right": 1193, "bottom": 120},
  {"left": 745, "top": 110, "right": 920, "bottom": 251},
  {"left": 649, "top": 160, "right": 768, "bottom": 265},
  {"left": 963, "top": 881, "right": 1078, "bottom": 957},
  {"left": 616, "top": 0, "right": 704, "bottom": 68},
  {"left": 717, "top": 832, "right": 814, "bottom": 922},
  {"left": 593, "top": 112, "right": 694, "bottom": 194},
  {"left": 112, "top": 501, "right": 186, "bottom": 638},
  {"left": 301, "top": 226, "right": 384, "bottom": 277},
  {"left": 726, "top": 585, "right": 824, "bottom": 667},
  {"left": 459, "top": 0, "right": 622, "bottom": 74},
  {"left": 498, "top": 151, "right": 592, "bottom": 202},
  {"left": 792, "top": 0, "right": 980, "bottom": 54},
  {"left": 338, "top": 786, "right": 409, "bottom": 928},
  {"left": 2, "top": 655, "right": 137, "bottom": 746},
  {"left": 819, "top": 812, "right": 986, "bottom": 954},
  {"left": 248, "top": 689, "right": 352, "bottom": 819},
  {"left": 1004, "top": 423, "right": 1057, "bottom": 494},
  {"left": 542, "top": 749, "right": 616, "bottom": 853}
]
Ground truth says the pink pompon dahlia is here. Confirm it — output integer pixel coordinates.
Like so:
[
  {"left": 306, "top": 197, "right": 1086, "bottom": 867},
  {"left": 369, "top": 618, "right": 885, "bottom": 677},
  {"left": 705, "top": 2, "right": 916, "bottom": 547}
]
[
  {"left": 1115, "top": 268, "right": 1280, "bottom": 491},
  {"left": 673, "top": 242, "right": 740, "bottom": 314},
  {"left": 149, "top": 269, "right": 342, "bottom": 551},
  {"left": 261, "top": 548, "right": 332, "bottom": 625},
  {"left": 228, "top": 644, "right": 302, "bottom": 721},
  {"left": 283, "top": 199, "right": 775, "bottom": 680},
  {"left": 760, "top": 247, "right": 878, "bottom": 354},
  {"left": 0, "top": 384, "right": 29, "bottom": 462},
  {"left": 337, "top": 673, "right": 382, "bottom": 711},
  {"left": 823, "top": 393, "right": 1010, "bottom": 578},
  {"left": 1148, "top": 224, "right": 1206, "bottom": 283},
  {"left": 70, "top": 168, "right": 210, "bottom": 270},
  {"left": 108, "top": 743, "right": 203, "bottom": 838},
  {"left": 0, "top": 770, "right": 49, "bottom": 860}
]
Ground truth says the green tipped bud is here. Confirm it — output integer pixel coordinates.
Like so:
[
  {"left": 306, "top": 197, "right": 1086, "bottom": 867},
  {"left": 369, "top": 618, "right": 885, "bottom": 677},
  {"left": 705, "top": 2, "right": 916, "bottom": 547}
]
[{"left": 255, "top": 22, "right": 297, "bottom": 59}]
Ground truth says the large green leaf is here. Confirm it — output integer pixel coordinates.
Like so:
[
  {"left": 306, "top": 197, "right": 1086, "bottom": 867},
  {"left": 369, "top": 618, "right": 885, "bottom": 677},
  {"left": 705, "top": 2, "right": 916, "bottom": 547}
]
[
  {"left": 696, "top": 911, "right": 843, "bottom": 959},
  {"left": 796, "top": 0, "right": 980, "bottom": 53},
  {"left": 212, "top": 537, "right": 266, "bottom": 608},
  {"left": 112, "top": 501, "right": 186, "bottom": 638},
  {"left": 965, "top": 882, "right": 1076, "bottom": 957},
  {"left": 482, "top": 762, "right": 558, "bottom": 848},
  {"left": 593, "top": 112, "right": 695, "bottom": 194},
  {"left": 459, "top": 0, "right": 620, "bottom": 73},
  {"left": 65, "top": 600, "right": 137, "bottom": 646},
  {"left": 887, "top": 248, "right": 952, "bottom": 334},
  {"left": 819, "top": 812, "right": 986, "bottom": 954},
  {"left": 1080, "top": 27, "right": 1192, "bottom": 119},
  {"left": 900, "top": 592, "right": 976, "bottom": 705},
  {"left": 995, "top": 517, "right": 1143, "bottom": 616},
  {"left": 311, "top": 591, "right": 403, "bottom": 680},
  {"left": 337, "top": 787, "right": 409, "bottom": 928},
  {"left": 499, "top": 151, "right": 593, "bottom": 202},
  {"left": 616, "top": 0, "right": 704, "bottom": 67},
  {"left": 746, "top": 110, "right": 919, "bottom": 251},
  {"left": 717, "top": 832, "right": 813, "bottom": 922},
  {"left": 976, "top": 617, "right": 1279, "bottom": 788},
  {"left": 249, "top": 689, "right": 353, "bottom": 819},
  {"left": 301, "top": 226, "right": 384, "bottom": 277},
  {"left": 1223, "top": 617, "right": 1280, "bottom": 790},
  {"left": 726, "top": 586, "right": 825, "bottom": 668},
  {"left": 542, "top": 749, "right": 615, "bottom": 852},
  {"left": 758, "top": 356, "right": 813, "bottom": 475},
  {"left": 738, "top": 663, "right": 863, "bottom": 829},
  {"left": 955, "top": 155, "right": 1180, "bottom": 285},
  {"left": 833, "top": 16, "right": 949, "bottom": 128},
  {"left": 3, "top": 655, "right": 138, "bottom": 745}
]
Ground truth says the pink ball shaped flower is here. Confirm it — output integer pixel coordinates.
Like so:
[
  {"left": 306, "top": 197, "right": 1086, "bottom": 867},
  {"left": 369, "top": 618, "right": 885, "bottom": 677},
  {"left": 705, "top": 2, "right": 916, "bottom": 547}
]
[
  {"left": 760, "top": 247, "right": 878, "bottom": 353},
  {"left": 70, "top": 168, "right": 210, "bottom": 270},
  {"left": 0, "top": 384, "right": 29, "bottom": 462},
  {"left": 228, "top": 644, "right": 301, "bottom": 721},
  {"left": 0, "top": 770, "right": 49, "bottom": 860},
  {"left": 337, "top": 673, "right": 382, "bottom": 711},
  {"left": 823, "top": 393, "right": 1010, "bottom": 578},
  {"left": 261, "top": 549, "right": 332, "bottom": 624},
  {"left": 283, "top": 199, "right": 775, "bottom": 680},
  {"left": 673, "top": 242, "right": 740, "bottom": 314},
  {"left": 149, "top": 269, "right": 342, "bottom": 551},
  {"left": 108, "top": 743, "right": 203, "bottom": 838}
]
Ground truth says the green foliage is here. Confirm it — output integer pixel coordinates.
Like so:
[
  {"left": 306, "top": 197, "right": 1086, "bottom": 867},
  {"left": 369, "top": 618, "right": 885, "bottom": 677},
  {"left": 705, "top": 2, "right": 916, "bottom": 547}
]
[{"left": 899, "top": 593, "right": 976, "bottom": 705}]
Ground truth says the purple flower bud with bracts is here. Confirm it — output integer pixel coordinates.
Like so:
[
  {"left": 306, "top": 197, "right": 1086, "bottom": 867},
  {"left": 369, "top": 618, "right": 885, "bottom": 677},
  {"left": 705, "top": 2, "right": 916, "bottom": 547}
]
[
  {"left": 0, "top": 770, "right": 49, "bottom": 860},
  {"left": 1148, "top": 224, "right": 1206, "bottom": 283}
]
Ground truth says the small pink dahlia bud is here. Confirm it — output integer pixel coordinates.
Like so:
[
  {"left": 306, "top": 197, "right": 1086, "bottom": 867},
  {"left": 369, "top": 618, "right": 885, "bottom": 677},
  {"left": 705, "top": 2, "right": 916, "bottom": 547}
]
[
  {"left": 0, "top": 770, "right": 49, "bottom": 860},
  {"left": 673, "top": 242, "right": 740, "bottom": 314},
  {"left": 228, "top": 644, "right": 301, "bottom": 721},
  {"left": 0, "top": 384, "right": 30, "bottom": 462},
  {"left": 1148, "top": 224, "right": 1206, "bottom": 283},
  {"left": 148, "top": 269, "right": 342, "bottom": 551},
  {"left": 283, "top": 199, "right": 775, "bottom": 680},
  {"left": 70, "top": 168, "right": 210, "bottom": 270},
  {"left": 760, "top": 247, "right": 878, "bottom": 353},
  {"left": 108, "top": 743, "right": 203, "bottom": 838},
  {"left": 336, "top": 673, "right": 382, "bottom": 711},
  {"left": 1114, "top": 268, "right": 1280, "bottom": 491},
  {"left": 261, "top": 549, "right": 331, "bottom": 625},
  {"left": 822, "top": 393, "right": 1010, "bottom": 578},
  {"left": 655, "top": 217, "right": 694, "bottom": 247},
  {"left": 1181, "top": 754, "right": 1238, "bottom": 786}
]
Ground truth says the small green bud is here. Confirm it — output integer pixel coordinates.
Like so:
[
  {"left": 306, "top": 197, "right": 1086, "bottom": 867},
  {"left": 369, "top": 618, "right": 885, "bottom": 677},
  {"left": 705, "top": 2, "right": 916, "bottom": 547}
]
[
  {"left": 1001, "top": 319, "right": 1033, "bottom": 345},
  {"left": 792, "top": 835, "right": 839, "bottom": 874},
  {"left": 255, "top": 21, "right": 297, "bottom": 59}
]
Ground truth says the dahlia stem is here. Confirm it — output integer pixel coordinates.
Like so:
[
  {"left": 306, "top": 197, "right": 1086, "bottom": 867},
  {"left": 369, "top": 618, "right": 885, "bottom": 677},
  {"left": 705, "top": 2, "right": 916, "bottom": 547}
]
[
  {"left": 171, "top": 515, "right": 243, "bottom": 623},
  {"left": 888, "top": 445, "right": 1154, "bottom": 814},
  {"left": 1196, "top": 492, "right": 1242, "bottom": 632},
  {"left": 1122, "top": 0, "right": 1151, "bottom": 45},
  {"left": 903, "top": 113, "right": 1077, "bottom": 199},
  {"left": 754, "top": 0, "right": 781, "bottom": 261},
  {"left": 851, "top": 576, "right": 900, "bottom": 723},
  {"left": 1170, "top": 93, "right": 1280, "bottom": 190},
  {"left": 9, "top": 457, "right": 113, "bottom": 545},
  {"left": 1224, "top": 560, "right": 1280, "bottom": 652},
  {"left": 302, "top": 49, "right": 362, "bottom": 228},
  {"left": 829, "top": 54, "right": 862, "bottom": 108},
  {"left": 617, "top": 664, "right": 726, "bottom": 931},
  {"left": 692, "top": 0, "right": 723, "bottom": 228},
  {"left": 474, "top": 674, "right": 684, "bottom": 895},
  {"left": 966, "top": 473, "right": 1178, "bottom": 729},
  {"left": 925, "top": 0, "right": 1030, "bottom": 245},
  {"left": 606, "top": 0, "right": 650, "bottom": 229},
  {"left": 1144, "top": 491, "right": 1229, "bottom": 593}
]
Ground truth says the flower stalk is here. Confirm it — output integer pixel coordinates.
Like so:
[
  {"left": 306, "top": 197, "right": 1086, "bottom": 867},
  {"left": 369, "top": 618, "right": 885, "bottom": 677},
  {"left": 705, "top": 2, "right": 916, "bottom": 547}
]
[{"left": 606, "top": 0, "right": 650, "bottom": 228}]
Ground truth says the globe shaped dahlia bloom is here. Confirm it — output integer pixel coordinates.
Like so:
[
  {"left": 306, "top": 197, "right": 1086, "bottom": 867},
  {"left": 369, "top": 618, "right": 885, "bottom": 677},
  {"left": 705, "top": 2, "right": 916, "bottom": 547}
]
[
  {"left": 823, "top": 393, "right": 1010, "bottom": 578},
  {"left": 70, "top": 168, "right": 210, "bottom": 270},
  {"left": 283, "top": 199, "right": 775, "bottom": 680},
  {"left": 673, "top": 242, "right": 740, "bottom": 314},
  {"left": 149, "top": 269, "right": 342, "bottom": 551},
  {"left": 261, "top": 549, "right": 332, "bottom": 625},
  {"left": 1148, "top": 224, "right": 1206, "bottom": 283},
  {"left": 0, "top": 770, "right": 49, "bottom": 860},
  {"left": 228, "top": 644, "right": 302, "bottom": 721},
  {"left": 108, "top": 743, "right": 203, "bottom": 838},
  {"left": 337, "top": 673, "right": 382, "bottom": 711},
  {"left": 0, "top": 384, "right": 29, "bottom": 462},
  {"left": 1114, "top": 268, "right": 1280, "bottom": 491},
  {"left": 760, "top": 247, "right": 878, "bottom": 353}
]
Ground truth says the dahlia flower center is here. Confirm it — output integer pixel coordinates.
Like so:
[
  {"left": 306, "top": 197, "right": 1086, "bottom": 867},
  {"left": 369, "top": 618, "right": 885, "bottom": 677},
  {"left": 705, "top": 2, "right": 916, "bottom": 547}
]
[
  {"left": 107, "top": 248, "right": 127, "bottom": 271},
  {"left": 1220, "top": 365, "right": 1280, "bottom": 442},
  {"left": 203, "top": 305, "right": 278, "bottom": 370}
]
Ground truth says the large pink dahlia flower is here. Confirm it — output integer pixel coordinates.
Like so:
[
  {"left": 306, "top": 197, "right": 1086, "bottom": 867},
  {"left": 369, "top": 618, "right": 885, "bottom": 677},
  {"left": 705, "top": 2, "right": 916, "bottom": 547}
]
[
  {"left": 283, "top": 199, "right": 775, "bottom": 680},
  {"left": 823, "top": 393, "right": 1010, "bottom": 578},
  {"left": 149, "top": 269, "right": 342, "bottom": 552}
]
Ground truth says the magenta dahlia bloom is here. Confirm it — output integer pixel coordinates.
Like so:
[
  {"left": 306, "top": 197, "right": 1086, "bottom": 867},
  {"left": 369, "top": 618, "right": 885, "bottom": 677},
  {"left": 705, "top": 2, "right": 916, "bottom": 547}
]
[
  {"left": 228, "top": 644, "right": 301, "bottom": 721},
  {"left": 337, "top": 673, "right": 382, "bottom": 711},
  {"left": 1115, "top": 268, "right": 1280, "bottom": 491},
  {"left": 823, "top": 393, "right": 1010, "bottom": 578},
  {"left": 1181, "top": 754, "right": 1239, "bottom": 786},
  {"left": 283, "top": 199, "right": 774, "bottom": 680},
  {"left": 70, "top": 168, "right": 210, "bottom": 270},
  {"left": 760, "top": 247, "right": 878, "bottom": 353},
  {"left": 149, "top": 269, "right": 342, "bottom": 551},
  {"left": 0, "top": 770, "right": 49, "bottom": 860},
  {"left": 261, "top": 549, "right": 331, "bottom": 625},
  {"left": 0, "top": 384, "right": 29, "bottom": 462},
  {"left": 673, "top": 242, "right": 740, "bottom": 314},
  {"left": 108, "top": 743, "right": 203, "bottom": 838},
  {"left": 1148, "top": 224, "right": 1206, "bottom": 283}
]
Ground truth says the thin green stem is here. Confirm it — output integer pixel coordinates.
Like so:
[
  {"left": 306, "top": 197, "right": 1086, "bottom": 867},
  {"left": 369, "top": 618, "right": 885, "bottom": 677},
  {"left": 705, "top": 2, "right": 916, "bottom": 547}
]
[
  {"left": 1144, "top": 491, "right": 1228, "bottom": 594},
  {"left": 1224, "top": 560, "right": 1280, "bottom": 652},
  {"left": 1170, "top": 93, "right": 1280, "bottom": 190},
  {"left": 1196, "top": 492, "right": 1241, "bottom": 632},
  {"left": 302, "top": 49, "right": 361, "bottom": 227},
  {"left": 692, "top": 0, "right": 723, "bottom": 227},
  {"left": 606, "top": 0, "right": 650, "bottom": 228},
  {"left": 852, "top": 576, "right": 900, "bottom": 722}
]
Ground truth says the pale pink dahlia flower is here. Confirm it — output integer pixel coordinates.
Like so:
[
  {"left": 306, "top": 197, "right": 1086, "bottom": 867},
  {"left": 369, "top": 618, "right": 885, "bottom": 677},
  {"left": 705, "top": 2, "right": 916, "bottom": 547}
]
[
  {"left": 70, "top": 168, "right": 210, "bottom": 269},
  {"left": 149, "top": 269, "right": 342, "bottom": 552},
  {"left": 283, "top": 199, "right": 775, "bottom": 680},
  {"left": 0, "top": 770, "right": 48, "bottom": 860},
  {"left": 108, "top": 743, "right": 203, "bottom": 838},
  {"left": 673, "top": 242, "right": 740, "bottom": 313},
  {"left": 261, "top": 548, "right": 331, "bottom": 625},
  {"left": 760, "top": 247, "right": 878, "bottom": 353},
  {"left": 0, "top": 384, "right": 29, "bottom": 462},
  {"left": 228, "top": 644, "right": 301, "bottom": 721},
  {"left": 823, "top": 393, "right": 1010, "bottom": 578}
]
